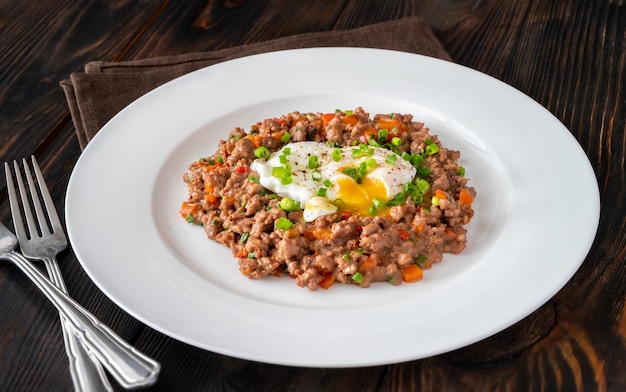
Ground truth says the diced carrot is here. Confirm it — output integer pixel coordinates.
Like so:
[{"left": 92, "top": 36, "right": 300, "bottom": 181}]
[
  {"left": 459, "top": 188, "right": 474, "bottom": 206},
  {"left": 401, "top": 264, "right": 423, "bottom": 283},
  {"left": 435, "top": 189, "right": 447, "bottom": 200},
  {"left": 313, "top": 228, "right": 331, "bottom": 241},
  {"left": 322, "top": 113, "right": 336, "bottom": 124},
  {"left": 341, "top": 114, "right": 358, "bottom": 126},
  {"left": 179, "top": 201, "right": 198, "bottom": 218},
  {"left": 236, "top": 248, "right": 247, "bottom": 258},
  {"left": 319, "top": 274, "right": 335, "bottom": 289},
  {"left": 204, "top": 194, "right": 220, "bottom": 205},
  {"left": 273, "top": 131, "right": 285, "bottom": 143},
  {"left": 376, "top": 118, "right": 408, "bottom": 133},
  {"left": 247, "top": 134, "right": 264, "bottom": 148},
  {"left": 358, "top": 255, "right": 377, "bottom": 273},
  {"left": 364, "top": 127, "right": 377, "bottom": 139},
  {"left": 284, "top": 228, "right": 300, "bottom": 239},
  {"left": 204, "top": 184, "right": 220, "bottom": 205}
]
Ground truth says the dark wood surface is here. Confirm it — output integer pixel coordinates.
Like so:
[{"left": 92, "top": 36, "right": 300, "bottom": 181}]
[{"left": 0, "top": 1, "right": 624, "bottom": 390}]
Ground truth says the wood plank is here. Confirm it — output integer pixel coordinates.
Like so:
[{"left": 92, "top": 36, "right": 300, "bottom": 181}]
[
  {"left": 0, "top": 2, "right": 170, "bottom": 390},
  {"left": 0, "top": 0, "right": 167, "bottom": 163}
]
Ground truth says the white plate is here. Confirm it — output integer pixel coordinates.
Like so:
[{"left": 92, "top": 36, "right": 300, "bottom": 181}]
[{"left": 66, "top": 48, "right": 599, "bottom": 367}]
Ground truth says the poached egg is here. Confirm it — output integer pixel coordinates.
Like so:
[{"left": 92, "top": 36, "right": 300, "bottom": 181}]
[{"left": 250, "top": 141, "right": 417, "bottom": 222}]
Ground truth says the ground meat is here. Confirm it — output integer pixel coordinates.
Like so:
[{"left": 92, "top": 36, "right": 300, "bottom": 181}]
[{"left": 180, "top": 107, "right": 476, "bottom": 290}]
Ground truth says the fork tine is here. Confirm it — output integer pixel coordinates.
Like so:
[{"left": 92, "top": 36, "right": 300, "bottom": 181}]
[
  {"left": 4, "top": 162, "right": 27, "bottom": 242},
  {"left": 12, "top": 160, "right": 40, "bottom": 241},
  {"left": 21, "top": 157, "right": 55, "bottom": 238},
  {"left": 22, "top": 158, "right": 49, "bottom": 238},
  {"left": 30, "top": 156, "right": 65, "bottom": 238}
]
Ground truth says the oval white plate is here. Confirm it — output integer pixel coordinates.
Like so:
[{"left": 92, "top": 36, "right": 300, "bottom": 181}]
[{"left": 66, "top": 48, "right": 599, "bottom": 367}]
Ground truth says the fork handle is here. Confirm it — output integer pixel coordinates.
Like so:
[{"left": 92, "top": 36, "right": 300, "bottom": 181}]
[
  {"left": 4, "top": 251, "right": 161, "bottom": 389},
  {"left": 44, "top": 257, "right": 113, "bottom": 392}
]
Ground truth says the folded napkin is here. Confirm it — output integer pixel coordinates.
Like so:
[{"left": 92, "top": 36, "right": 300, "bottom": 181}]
[{"left": 61, "top": 17, "right": 450, "bottom": 150}]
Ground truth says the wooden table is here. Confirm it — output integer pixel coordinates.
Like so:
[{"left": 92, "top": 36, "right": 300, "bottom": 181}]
[{"left": 1, "top": 1, "right": 624, "bottom": 390}]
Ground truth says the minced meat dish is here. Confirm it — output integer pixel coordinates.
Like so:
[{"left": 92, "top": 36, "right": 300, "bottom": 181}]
[{"left": 180, "top": 107, "right": 475, "bottom": 290}]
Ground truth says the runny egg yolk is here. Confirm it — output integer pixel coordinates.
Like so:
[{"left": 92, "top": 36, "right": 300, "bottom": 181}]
[{"left": 336, "top": 176, "right": 388, "bottom": 216}]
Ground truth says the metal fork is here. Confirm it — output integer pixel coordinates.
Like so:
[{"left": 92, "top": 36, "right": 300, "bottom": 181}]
[
  {"left": 5, "top": 156, "right": 160, "bottom": 389},
  {"left": 6, "top": 156, "right": 111, "bottom": 392}
]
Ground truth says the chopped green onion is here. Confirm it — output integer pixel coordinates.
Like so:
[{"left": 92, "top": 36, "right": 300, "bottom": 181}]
[
  {"left": 342, "top": 166, "right": 366, "bottom": 184},
  {"left": 248, "top": 252, "right": 256, "bottom": 259},
  {"left": 425, "top": 143, "right": 439, "bottom": 155},
  {"left": 366, "top": 158, "right": 377, "bottom": 168},
  {"left": 368, "top": 136, "right": 381, "bottom": 147},
  {"left": 254, "top": 146, "right": 270, "bottom": 159},
  {"left": 358, "top": 161, "right": 368, "bottom": 178},
  {"left": 385, "top": 192, "right": 407, "bottom": 206},
  {"left": 323, "top": 179, "right": 332, "bottom": 188},
  {"left": 279, "top": 155, "right": 288, "bottom": 164},
  {"left": 352, "top": 271, "right": 364, "bottom": 284},
  {"left": 415, "top": 178, "right": 430, "bottom": 194},
  {"left": 345, "top": 109, "right": 354, "bottom": 115},
  {"left": 283, "top": 147, "right": 291, "bottom": 156},
  {"left": 333, "top": 199, "right": 344, "bottom": 209},
  {"left": 391, "top": 137, "right": 402, "bottom": 147},
  {"left": 457, "top": 166, "right": 466, "bottom": 176},
  {"left": 343, "top": 252, "right": 352, "bottom": 261},
  {"left": 331, "top": 148, "right": 342, "bottom": 162},
  {"left": 279, "top": 197, "right": 300, "bottom": 212},
  {"left": 272, "top": 166, "right": 285, "bottom": 177},
  {"left": 369, "top": 197, "right": 384, "bottom": 215},
  {"left": 308, "top": 155, "right": 319, "bottom": 169},
  {"left": 385, "top": 155, "right": 397, "bottom": 165},
  {"left": 216, "top": 155, "right": 225, "bottom": 164},
  {"left": 418, "top": 166, "right": 431, "bottom": 178},
  {"left": 281, "top": 132, "right": 291, "bottom": 143},
  {"left": 432, "top": 196, "right": 440, "bottom": 206},
  {"left": 312, "top": 169, "right": 322, "bottom": 181},
  {"left": 249, "top": 175, "right": 260, "bottom": 183},
  {"left": 352, "top": 144, "right": 374, "bottom": 158},
  {"left": 185, "top": 214, "right": 194, "bottom": 223},
  {"left": 317, "top": 187, "right": 328, "bottom": 197},
  {"left": 275, "top": 217, "right": 293, "bottom": 230},
  {"left": 240, "top": 232, "right": 250, "bottom": 243},
  {"left": 280, "top": 173, "right": 292, "bottom": 185},
  {"left": 378, "top": 129, "right": 389, "bottom": 142}
]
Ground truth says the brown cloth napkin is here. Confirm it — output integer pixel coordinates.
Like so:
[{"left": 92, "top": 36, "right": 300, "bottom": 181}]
[{"left": 61, "top": 17, "right": 450, "bottom": 150}]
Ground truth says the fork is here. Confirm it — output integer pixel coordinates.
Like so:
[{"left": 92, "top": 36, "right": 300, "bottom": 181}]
[
  {"left": 6, "top": 157, "right": 111, "bottom": 392},
  {"left": 5, "top": 156, "right": 160, "bottom": 389}
]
